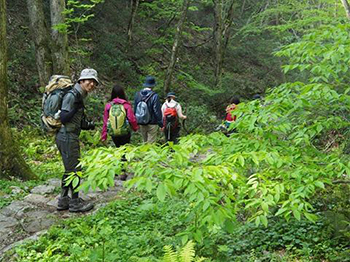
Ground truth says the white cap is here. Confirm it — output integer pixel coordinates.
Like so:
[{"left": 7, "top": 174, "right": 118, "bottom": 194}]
[{"left": 78, "top": 68, "right": 99, "bottom": 85}]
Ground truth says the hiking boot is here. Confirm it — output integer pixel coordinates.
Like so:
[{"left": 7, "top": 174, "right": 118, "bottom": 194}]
[
  {"left": 69, "top": 198, "right": 94, "bottom": 213},
  {"left": 119, "top": 174, "right": 127, "bottom": 181},
  {"left": 57, "top": 196, "right": 71, "bottom": 211}
]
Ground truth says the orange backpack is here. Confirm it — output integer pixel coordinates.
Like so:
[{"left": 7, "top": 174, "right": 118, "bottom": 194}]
[{"left": 163, "top": 103, "right": 178, "bottom": 129}]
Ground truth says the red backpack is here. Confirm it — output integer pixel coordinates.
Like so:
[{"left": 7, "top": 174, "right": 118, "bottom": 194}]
[{"left": 163, "top": 103, "right": 178, "bottom": 129}]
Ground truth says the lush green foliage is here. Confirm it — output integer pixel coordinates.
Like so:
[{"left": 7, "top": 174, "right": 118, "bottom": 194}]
[
  {"left": 0, "top": 129, "right": 61, "bottom": 207},
  {"left": 157, "top": 241, "right": 205, "bottom": 262},
  {"left": 11, "top": 194, "right": 188, "bottom": 262},
  {"left": 16, "top": 128, "right": 63, "bottom": 180},
  {"left": 0, "top": 180, "right": 36, "bottom": 209},
  {"left": 8, "top": 191, "right": 349, "bottom": 261},
  {"left": 216, "top": 215, "right": 350, "bottom": 261},
  {"left": 77, "top": 20, "right": 350, "bottom": 247},
  {"left": 3, "top": 1, "right": 350, "bottom": 261}
]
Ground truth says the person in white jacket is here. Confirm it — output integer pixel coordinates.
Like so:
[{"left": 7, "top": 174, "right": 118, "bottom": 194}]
[{"left": 161, "top": 92, "right": 187, "bottom": 143}]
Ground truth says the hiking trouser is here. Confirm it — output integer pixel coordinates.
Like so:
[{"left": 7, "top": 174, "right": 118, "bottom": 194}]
[
  {"left": 139, "top": 125, "right": 159, "bottom": 143},
  {"left": 56, "top": 132, "right": 81, "bottom": 198},
  {"left": 111, "top": 132, "right": 131, "bottom": 147},
  {"left": 111, "top": 133, "right": 130, "bottom": 177},
  {"left": 164, "top": 125, "right": 180, "bottom": 144}
]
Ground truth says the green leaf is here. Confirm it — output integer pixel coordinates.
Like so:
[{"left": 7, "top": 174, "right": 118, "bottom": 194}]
[
  {"left": 181, "top": 234, "right": 189, "bottom": 245},
  {"left": 202, "top": 201, "right": 210, "bottom": 212},
  {"left": 145, "top": 178, "right": 153, "bottom": 193},
  {"left": 275, "top": 207, "right": 287, "bottom": 216},
  {"left": 193, "top": 229, "right": 202, "bottom": 243},
  {"left": 238, "top": 155, "right": 245, "bottom": 167},
  {"left": 156, "top": 183, "right": 166, "bottom": 202},
  {"left": 304, "top": 212, "right": 318, "bottom": 222},
  {"left": 72, "top": 177, "right": 80, "bottom": 189},
  {"left": 314, "top": 181, "right": 325, "bottom": 189},
  {"left": 260, "top": 215, "right": 268, "bottom": 227},
  {"left": 261, "top": 202, "right": 269, "bottom": 213},
  {"left": 292, "top": 209, "right": 301, "bottom": 221},
  {"left": 255, "top": 216, "right": 260, "bottom": 227},
  {"left": 223, "top": 219, "right": 235, "bottom": 234}
]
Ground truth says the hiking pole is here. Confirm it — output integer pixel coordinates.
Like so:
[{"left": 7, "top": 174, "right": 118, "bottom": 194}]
[{"left": 182, "top": 118, "right": 190, "bottom": 135}]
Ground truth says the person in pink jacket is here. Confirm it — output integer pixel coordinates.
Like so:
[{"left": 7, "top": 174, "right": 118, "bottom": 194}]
[{"left": 101, "top": 85, "right": 138, "bottom": 147}]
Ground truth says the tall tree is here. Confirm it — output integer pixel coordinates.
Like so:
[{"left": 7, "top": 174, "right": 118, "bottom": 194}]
[
  {"left": 212, "top": 0, "right": 235, "bottom": 89},
  {"left": 163, "top": 0, "right": 190, "bottom": 94},
  {"left": 341, "top": 0, "right": 350, "bottom": 19},
  {"left": 26, "top": 0, "right": 53, "bottom": 86},
  {"left": 127, "top": 0, "right": 140, "bottom": 46},
  {"left": 0, "top": 0, "right": 36, "bottom": 180},
  {"left": 50, "top": 0, "right": 70, "bottom": 75}
]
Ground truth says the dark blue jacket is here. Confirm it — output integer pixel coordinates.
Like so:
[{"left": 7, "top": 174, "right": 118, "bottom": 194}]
[{"left": 134, "top": 89, "right": 163, "bottom": 127}]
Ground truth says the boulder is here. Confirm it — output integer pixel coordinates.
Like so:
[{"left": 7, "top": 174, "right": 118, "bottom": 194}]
[
  {"left": 24, "top": 194, "right": 50, "bottom": 205},
  {"left": 47, "top": 178, "right": 61, "bottom": 188},
  {"left": 0, "top": 201, "right": 36, "bottom": 218},
  {"left": 21, "top": 211, "right": 56, "bottom": 233},
  {"left": 31, "top": 185, "right": 55, "bottom": 195}
]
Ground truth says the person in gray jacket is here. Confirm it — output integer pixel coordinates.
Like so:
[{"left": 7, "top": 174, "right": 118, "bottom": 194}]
[{"left": 56, "top": 68, "right": 98, "bottom": 212}]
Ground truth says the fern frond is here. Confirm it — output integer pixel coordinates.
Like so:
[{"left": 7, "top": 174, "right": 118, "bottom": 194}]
[
  {"left": 163, "top": 245, "right": 178, "bottom": 262},
  {"left": 180, "top": 240, "right": 196, "bottom": 262}
]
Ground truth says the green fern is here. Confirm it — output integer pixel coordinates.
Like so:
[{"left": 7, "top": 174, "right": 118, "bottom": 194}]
[
  {"left": 163, "top": 245, "right": 178, "bottom": 262},
  {"left": 161, "top": 241, "right": 206, "bottom": 262},
  {"left": 180, "top": 241, "right": 195, "bottom": 262}
]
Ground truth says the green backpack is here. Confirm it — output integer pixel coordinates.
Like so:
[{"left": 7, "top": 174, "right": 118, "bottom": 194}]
[{"left": 107, "top": 102, "right": 130, "bottom": 136}]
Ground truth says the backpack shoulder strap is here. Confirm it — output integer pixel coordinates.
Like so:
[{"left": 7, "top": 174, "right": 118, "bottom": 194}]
[
  {"left": 144, "top": 91, "right": 155, "bottom": 103},
  {"left": 67, "top": 87, "right": 84, "bottom": 109},
  {"left": 166, "top": 101, "right": 177, "bottom": 108}
]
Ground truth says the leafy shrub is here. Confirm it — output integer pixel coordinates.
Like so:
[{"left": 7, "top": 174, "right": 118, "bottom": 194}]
[
  {"left": 77, "top": 22, "right": 350, "bottom": 247},
  {"left": 214, "top": 217, "right": 349, "bottom": 261},
  {"left": 184, "top": 105, "right": 220, "bottom": 134}
]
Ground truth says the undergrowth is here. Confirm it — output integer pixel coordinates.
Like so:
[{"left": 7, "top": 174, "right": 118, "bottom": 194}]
[{"left": 5, "top": 192, "right": 349, "bottom": 261}]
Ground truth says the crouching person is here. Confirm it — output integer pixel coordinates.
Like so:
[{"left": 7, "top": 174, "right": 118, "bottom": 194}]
[{"left": 56, "top": 68, "right": 99, "bottom": 212}]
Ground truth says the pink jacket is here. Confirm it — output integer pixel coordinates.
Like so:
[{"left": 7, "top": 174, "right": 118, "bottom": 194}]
[{"left": 101, "top": 98, "right": 139, "bottom": 141}]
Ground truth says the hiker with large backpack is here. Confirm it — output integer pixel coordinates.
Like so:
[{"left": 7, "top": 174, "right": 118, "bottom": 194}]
[
  {"left": 161, "top": 92, "right": 187, "bottom": 144},
  {"left": 44, "top": 69, "right": 99, "bottom": 213},
  {"left": 101, "top": 84, "right": 138, "bottom": 146},
  {"left": 134, "top": 76, "right": 163, "bottom": 143}
]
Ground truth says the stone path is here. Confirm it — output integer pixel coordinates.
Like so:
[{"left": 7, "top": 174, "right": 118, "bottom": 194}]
[{"left": 0, "top": 177, "right": 125, "bottom": 257}]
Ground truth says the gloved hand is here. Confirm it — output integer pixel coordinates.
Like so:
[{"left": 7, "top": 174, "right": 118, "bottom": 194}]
[
  {"left": 81, "top": 116, "right": 95, "bottom": 130},
  {"left": 86, "top": 120, "right": 95, "bottom": 130}
]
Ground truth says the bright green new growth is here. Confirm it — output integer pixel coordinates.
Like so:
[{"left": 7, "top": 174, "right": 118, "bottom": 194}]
[
  {"left": 79, "top": 21, "right": 350, "bottom": 243},
  {"left": 162, "top": 241, "right": 206, "bottom": 262}
]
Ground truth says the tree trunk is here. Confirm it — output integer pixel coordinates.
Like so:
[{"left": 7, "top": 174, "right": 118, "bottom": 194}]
[
  {"left": 50, "top": 0, "right": 70, "bottom": 75},
  {"left": 127, "top": 0, "right": 140, "bottom": 46},
  {"left": 164, "top": 0, "right": 190, "bottom": 94},
  {"left": 0, "top": 0, "right": 36, "bottom": 180},
  {"left": 213, "top": 0, "right": 224, "bottom": 89},
  {"left": 212, "top": 0, "right": 235, "bottom": 89},
  {"left": 26, "top": 0, "right": 53, "bottom": 86},
  {"left": 340, "top": 0, "right": 350, "bottom": 19}
]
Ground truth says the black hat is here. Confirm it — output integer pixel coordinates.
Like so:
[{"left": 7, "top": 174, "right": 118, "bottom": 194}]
[
  {"left": 143, "top": 76, "right": 156, "bottom": 87},
  {"left": 166, "top": 92, "right": 176, "bottom": 98},
  {"left": 252, "top": 94, "right": 261, "bottom": 100}
]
